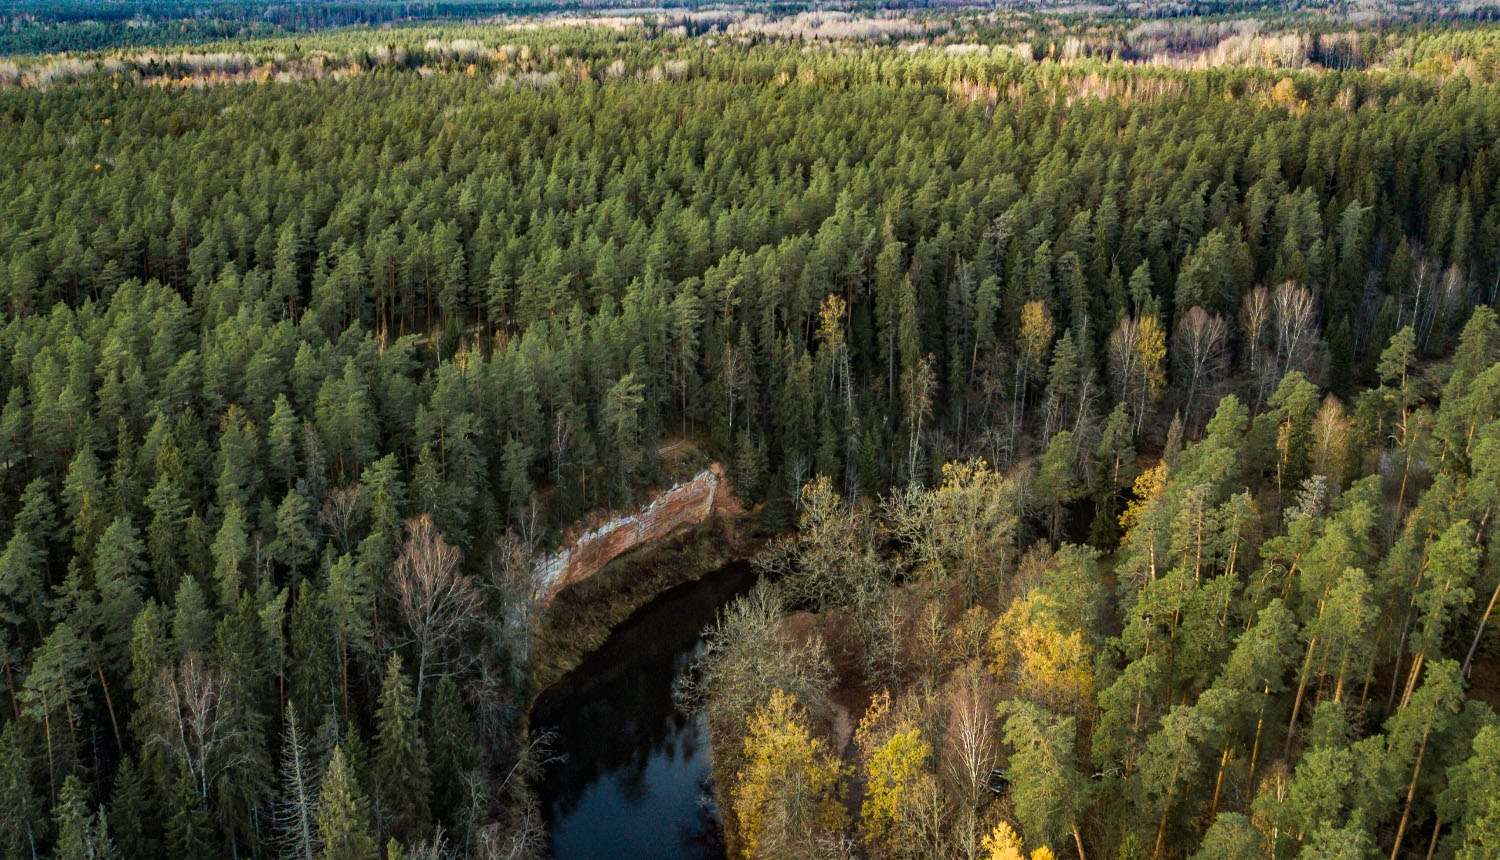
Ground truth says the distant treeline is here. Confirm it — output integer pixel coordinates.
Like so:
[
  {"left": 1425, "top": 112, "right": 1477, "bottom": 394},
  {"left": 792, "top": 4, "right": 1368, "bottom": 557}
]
[{"left": 0, "top": 0, "right": 666, "bottom": 55}]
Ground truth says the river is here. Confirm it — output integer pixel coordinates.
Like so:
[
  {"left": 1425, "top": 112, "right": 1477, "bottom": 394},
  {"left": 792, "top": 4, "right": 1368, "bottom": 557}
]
[{"left": 532, "top": 560, "right": 757, "bottom": 860}]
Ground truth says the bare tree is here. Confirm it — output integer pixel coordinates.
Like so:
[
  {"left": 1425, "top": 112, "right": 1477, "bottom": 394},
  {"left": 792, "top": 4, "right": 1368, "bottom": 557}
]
[
  {"left": 390, "top": 515, "right": 482, "bottom": 709},
  {"left": 1310, "top": 394, "right": 1352, "bottom": 486},
  {"left": 903, "top": 354, "right": 938, "bottom": 486},
  {"left": 1271, "top": 281, "right": 1322, "bottom": 385},
  {"left": 475, "top": 730, "right": 558, "bottom": 860},
  {"left": 477, "top": 804, "right": 546, "bottom": 860},
  {"left": 677, "top": 580, "right": 834, "bottom": 761},
  {"left": 1171, "top": 306, "right": 1229, "bottom": 432},
  {"left": 943, "top": 663, "right": 998, "bottom": 812},
  {"left": 148, "top": 653, "right": 252, "bottom": 802},
  {"left": 272, "top": 703, "right": 319, "bottom": 860},
  {"left": 489, "top": 530, "right": 543, "bottom": 682},
  {"left": 316, "top": 488, "right": 359, "bottom": 555},
  {"left": 1108, "top": 314, "right": 1166, "bottom": 436},
  {"left": 548, "top": 408, "right": 576, "bottom": 485},
  {"left": 1240, "top": 285, "right": 1274, "bottom": 405},
  {"left": 1406, "top": 250, "right": 1437, "bottom": 344}
]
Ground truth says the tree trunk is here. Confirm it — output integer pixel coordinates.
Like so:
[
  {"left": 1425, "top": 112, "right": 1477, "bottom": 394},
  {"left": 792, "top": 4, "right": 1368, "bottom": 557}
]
[
  {"left": 1390, "top": 726, "right": 1431, "bottom": 860},
  {"left": 1248, "top": 692, "right": 1269, "bottom": 792},
  {"left": 1462, "top": 575, "right": 1500, "bottom": 678},
  {"left": 1211, "top": 739, "right": 1231, "bottom": 817},
  {"left": 96, "top": 660, "right": 123, "bottom": 756},
  {"left": 416, "top": 644, "right": 429, "bottom": 712},
  {"left": 1400, "top": 651, "right": 1427, "bottom": 711},
  {"left": 1389, "top": 616, "right": 1412, "bottom": 712},
  {"left": 5, "top": 663, "right": 18, "bottom": 724},
  {"left": 1284, "top": 636, "right": 1319, "bottom": 759},
  {"left": 41, "top": 709, "right": 55, "bottom": 803}
]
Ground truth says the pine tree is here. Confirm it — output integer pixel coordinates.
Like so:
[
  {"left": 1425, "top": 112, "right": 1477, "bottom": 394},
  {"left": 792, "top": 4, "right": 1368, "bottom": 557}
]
[
  {"left": 324, "top": 553, "right": 373, "bottom": 715},
  {"left": 1445, "top": 724, "right": 1500, "bottom": 860},
  {"left": 1001, "top": 700, "right": 1089, "bottom": 859},
  {"left": 1190, "top": 813, "right": 1263, "bottom": 860},
  {"left": 1382, "top": 660, "right": 1466, "bottom": 859},
  {"left": 1135, "top": 703, "right": 1213, "bottom": 859},
  {"left": 63, "top": 444, "right": 110, "bottom": 558},
  {"left": 21, "top": 622, "right": 87, "bottom": 798},
  {"left": 0, "top": 528, "right": 47, "bottom": 643}
]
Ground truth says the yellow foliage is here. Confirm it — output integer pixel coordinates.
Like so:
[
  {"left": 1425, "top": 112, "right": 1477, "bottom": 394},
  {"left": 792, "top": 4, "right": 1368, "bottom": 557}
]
[
  {"left": 861, "top": 724, "right": 934, "bottom": 845},
  {"left": 1271, "top": 76, "right": 1300, "bottom": 108},
  {"left": 1119, "top": 462, "right": 1170, "bottom": 533},
  {"left": 981, "top": 821, "right": 1054, "bottom": 860},
  {"left": 733, "top": 690, "right": 847, "bottom": 859},
  {"left": 951, "top": 604, "right": 995, "bottom": 665},
  {"left": 1135, "top": 315, "right": 1167, "bottom": 399},
  {"left": 817, "top": 294, "right": 848, "bottom": 352},
  {"left": 1019, "top": 301, "right": 1055, "bottom": 372},
  {"left": 982, "top": 822, "right": 1026, "bottom": 860},
  {"left": 990, "top": 594, "right": 1094, "bottom": 713},
  {"left": 853, "top": 689, "right": 892, "bottom": 754},
  {"left": 1312, "top": 394, "right": 1352, "bottom": 483}
]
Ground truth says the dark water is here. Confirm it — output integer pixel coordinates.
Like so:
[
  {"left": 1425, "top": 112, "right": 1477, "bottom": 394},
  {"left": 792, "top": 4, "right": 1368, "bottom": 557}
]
[{"left": 533, "top": 561, "right": 757, "bottom": 860}]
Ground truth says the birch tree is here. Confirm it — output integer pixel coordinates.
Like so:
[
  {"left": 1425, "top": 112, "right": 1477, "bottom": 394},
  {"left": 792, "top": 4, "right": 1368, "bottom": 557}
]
[{"left": 390, "top": 515, "right": 481, "bottom": 710}]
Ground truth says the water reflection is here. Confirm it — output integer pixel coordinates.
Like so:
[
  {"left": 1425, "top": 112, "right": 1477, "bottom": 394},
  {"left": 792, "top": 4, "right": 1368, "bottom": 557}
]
[{"left": 534, "top": 562, "right": 755, "bottom": 860}]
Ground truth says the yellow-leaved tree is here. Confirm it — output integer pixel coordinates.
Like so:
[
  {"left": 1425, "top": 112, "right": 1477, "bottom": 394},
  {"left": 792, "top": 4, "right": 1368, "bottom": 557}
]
[
  {"left": 990, "top": 591, "right": 1095, "bottom": 716},
  {"left": 1118, "top": 461, "right": 1172, "bottom": 587},
  {"left": 733, "top": 690, "right": 848, "bottom": 860},
  {"left": 983, "top": 821, "right": 1055, "bottom": 860},
  {"left": 862, "top": 726, "right": 932, "bottom": 839},
  {"left": 855, "top": 691, "right": 949, "bottom": 858}
]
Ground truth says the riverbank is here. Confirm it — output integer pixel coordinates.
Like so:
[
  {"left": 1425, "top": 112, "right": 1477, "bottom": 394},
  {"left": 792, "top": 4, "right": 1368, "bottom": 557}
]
[
  {"left": 532, "top": 559, "right": 761, "bottom": 860},
  {"left": 529, "top": 514, "right": 766, "bottom": 701}
]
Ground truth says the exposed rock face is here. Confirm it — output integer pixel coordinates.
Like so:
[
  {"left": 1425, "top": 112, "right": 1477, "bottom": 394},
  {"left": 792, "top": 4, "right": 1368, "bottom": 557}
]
[{"left": 535, "top": 463, "right": 735, "bottom": 602}]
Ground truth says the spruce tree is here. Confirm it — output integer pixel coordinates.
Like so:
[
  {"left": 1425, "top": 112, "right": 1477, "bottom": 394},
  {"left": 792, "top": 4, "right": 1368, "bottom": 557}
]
[
  {"left": 373, "top": 654, "right": 431, "bottom": 843},
  {"left": 210, "top": 501, "right": 250, "bottom": 606},
  {"left": 0, "top": 721, "right": 39, "bottom": 860},
  {"left": 54, "top": 774, "right": 116, "bottom": 860},
  {"left": 171, "top": 576, "right": 214, "bottom": 656},
  {"left": 426, "top": 675, "right": 479, "bottom": 830},
  {"left": 316, "top": 746, "right": 377, "bottom": 860},
  {"left": 109, "top": 755, "right": 160, "bottom": 860},
  {"left": 163, "top": 764, "right": 213, "bottom": 860}
]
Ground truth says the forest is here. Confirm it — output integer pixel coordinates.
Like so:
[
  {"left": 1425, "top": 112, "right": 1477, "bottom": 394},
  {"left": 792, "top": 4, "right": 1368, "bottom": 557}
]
[{"left": 5, "top": 2, "right": 1500, "bottom": 859}]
